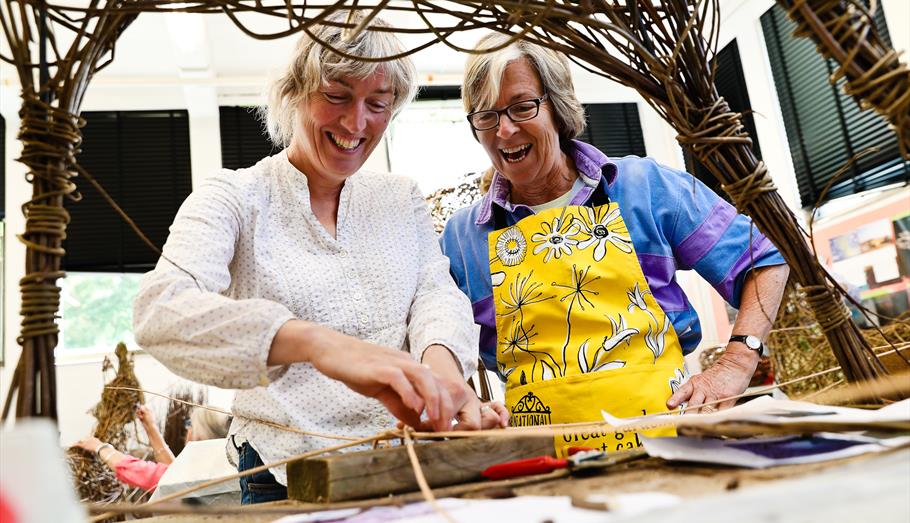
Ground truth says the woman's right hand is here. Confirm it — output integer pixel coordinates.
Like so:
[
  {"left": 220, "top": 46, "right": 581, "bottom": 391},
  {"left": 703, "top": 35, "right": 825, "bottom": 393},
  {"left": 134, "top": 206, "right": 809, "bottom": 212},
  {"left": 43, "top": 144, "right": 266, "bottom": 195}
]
[
  {"left": 269, "top": 320, "right": 458, "bottom": 431},
  {"left": 309, "top": 338, "right": 455, "bottom": 431}
]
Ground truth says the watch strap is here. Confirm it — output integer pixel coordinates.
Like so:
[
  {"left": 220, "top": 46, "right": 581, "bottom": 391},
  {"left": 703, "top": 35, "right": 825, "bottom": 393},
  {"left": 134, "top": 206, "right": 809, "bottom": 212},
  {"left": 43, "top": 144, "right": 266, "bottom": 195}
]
[{"left": 729, "top": 334, "right": 763, "bottom": 353}]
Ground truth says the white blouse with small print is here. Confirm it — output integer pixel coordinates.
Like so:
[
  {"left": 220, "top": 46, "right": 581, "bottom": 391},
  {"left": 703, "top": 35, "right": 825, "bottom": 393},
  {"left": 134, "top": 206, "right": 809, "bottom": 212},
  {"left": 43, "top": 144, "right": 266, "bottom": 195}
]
[{"left": 133, "top": 151, "right": 478, "bottom": 485}]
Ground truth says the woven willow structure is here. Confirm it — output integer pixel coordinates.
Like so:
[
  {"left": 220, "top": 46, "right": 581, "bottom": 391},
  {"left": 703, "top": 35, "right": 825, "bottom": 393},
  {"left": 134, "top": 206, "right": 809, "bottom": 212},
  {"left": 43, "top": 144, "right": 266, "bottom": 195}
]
[
  {"left": 2, "top": 0, "right": 908, "bottom": 419},
  {"left": 67, "top": 343, "right": 145, "bottom": 507}
]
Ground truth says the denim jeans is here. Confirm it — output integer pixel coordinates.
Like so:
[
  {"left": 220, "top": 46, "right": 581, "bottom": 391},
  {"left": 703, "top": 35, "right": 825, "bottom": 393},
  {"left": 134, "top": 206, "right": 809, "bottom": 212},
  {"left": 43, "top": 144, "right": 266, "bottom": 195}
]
[{"left": 235, "top": 440, "right": 288, "bottom": 505}]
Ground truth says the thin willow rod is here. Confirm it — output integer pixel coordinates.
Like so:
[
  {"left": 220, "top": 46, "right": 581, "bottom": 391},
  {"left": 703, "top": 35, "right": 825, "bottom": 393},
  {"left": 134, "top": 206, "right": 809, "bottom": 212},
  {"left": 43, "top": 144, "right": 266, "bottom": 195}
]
[
  {"left": 531, "top": 21, "right": 668, "bottom": 101},
  {"left": 403, "top": 428, "right": 459, "bottom": 523},
  {"left": 68, "top": 12, "right": 133, "bottom": 112},
  {"left": 807, "top": 372, "right": 910, "bottom": 405},
  {"left": 411, "top": 0, "right": 550, "bottom": 56},
  {"left": 425, "top": 368, "right": 910, "bottom": 442},
  {"left": 87, "top": 467, "right": 570, "bottom": 518},
  {"left": 105, "top": 339, "right": 910, "bottom": 459},
  {"left": 58, "top": 0, "right": 101, "bottom": 103},
  {"left": 88, "top": 432, "right": 389, "bottom": 523},
  {"left": 43, "top": 1, "right": 487, "bottom": 20},
  {"left": 105, "top": 386, "right": 362, "bottom": 441},
  {"left": 799, "top": 378, "right": 846, "bottom": 401},
  {"left": 0, "top": 4, "right": 29, "bottom": 82},
  {"left": 342, "top": 0, "right": 388, "bottom": 42},
  {"left": 87, "top": 355, "right": 910, "bottom": 516},
  {"left": 220, "top": 0, "right": 344, "bottom": 41},
  {"left": 73, "top": 163, "right": 202, "bottom": 289},
  {"left": 420, "top": 343, "right": 910, "bottom": 441},
  {"left": 212, "top": 1, "right": 494, "bottom": 43}
]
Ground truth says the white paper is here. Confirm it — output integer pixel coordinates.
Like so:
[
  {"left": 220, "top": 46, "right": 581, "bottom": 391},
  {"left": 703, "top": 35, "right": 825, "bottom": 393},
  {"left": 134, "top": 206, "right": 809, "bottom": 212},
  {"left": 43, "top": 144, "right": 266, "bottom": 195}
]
[
  {"left": 602, "top": 396, "right": 910, "bottom": 430},
  {"left": 150, "top": 438, "right": 240, "bottom": 502},
  {"left": 642, "top": 433, "right": 910, "bottom": 468}
]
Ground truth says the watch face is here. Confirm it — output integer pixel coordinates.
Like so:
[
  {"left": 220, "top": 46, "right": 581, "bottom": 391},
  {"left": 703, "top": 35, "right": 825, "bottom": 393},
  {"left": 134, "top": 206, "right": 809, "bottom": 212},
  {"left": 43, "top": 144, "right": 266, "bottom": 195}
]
[{"left": 745, "top": 335, "right": 762, "bottom": 350}]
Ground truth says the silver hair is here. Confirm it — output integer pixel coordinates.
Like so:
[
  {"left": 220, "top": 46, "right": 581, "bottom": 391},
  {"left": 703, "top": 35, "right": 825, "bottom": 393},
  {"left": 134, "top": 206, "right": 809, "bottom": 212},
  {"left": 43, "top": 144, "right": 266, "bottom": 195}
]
[
  {"left": 462, "top": 33, "right": 586, "bottom": 140},
  {"left": 261, "top": 12, "right": 418, "bottom": 147},
  {"left": 189, "top": 408, "right": 231, "bottom": 441}
]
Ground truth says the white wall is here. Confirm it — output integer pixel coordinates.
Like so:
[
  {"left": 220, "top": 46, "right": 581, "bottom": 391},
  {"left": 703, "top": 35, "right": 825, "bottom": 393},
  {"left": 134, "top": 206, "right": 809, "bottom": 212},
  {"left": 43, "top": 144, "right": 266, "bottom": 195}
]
[{"left": 2, "top": 2, "right": 908, "bottom": 440}]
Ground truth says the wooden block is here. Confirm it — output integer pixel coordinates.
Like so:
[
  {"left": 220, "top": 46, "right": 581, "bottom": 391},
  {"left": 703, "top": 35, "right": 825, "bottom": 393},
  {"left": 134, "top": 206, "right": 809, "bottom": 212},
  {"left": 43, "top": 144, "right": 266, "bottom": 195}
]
[{"left": 287, "top": 435, "right": 555, "bottom": 502}]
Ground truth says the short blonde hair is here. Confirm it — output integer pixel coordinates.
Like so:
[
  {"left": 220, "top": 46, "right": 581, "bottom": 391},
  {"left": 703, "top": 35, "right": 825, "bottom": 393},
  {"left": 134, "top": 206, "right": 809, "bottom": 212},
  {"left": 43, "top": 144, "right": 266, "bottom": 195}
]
[
  {"left": 189, "top": 408, "right": 231, "bottom": 441},
  {"left": 462, "top": 33, "right": 586, "bottom": 140},
  {"left": 262, "top": 12, "right": 418, "bottom": 147}
]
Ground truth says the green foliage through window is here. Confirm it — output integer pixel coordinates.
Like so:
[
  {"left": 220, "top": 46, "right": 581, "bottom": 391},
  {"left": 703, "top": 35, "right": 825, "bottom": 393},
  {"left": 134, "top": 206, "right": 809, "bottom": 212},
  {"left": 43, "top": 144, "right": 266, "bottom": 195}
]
[{"left": 60, "top": 272, "right": 142, "bottom": 351}]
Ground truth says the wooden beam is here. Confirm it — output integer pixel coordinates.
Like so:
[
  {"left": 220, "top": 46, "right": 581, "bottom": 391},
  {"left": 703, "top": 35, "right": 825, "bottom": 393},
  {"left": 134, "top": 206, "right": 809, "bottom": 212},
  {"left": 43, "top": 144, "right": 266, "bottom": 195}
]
[{"left": 287, "top": 435, "right": 555, "bottom": 502}]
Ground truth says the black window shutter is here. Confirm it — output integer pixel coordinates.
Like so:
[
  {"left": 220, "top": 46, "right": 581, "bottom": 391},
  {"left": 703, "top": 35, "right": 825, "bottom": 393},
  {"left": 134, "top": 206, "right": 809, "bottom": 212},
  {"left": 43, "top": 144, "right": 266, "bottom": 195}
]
[
  {"left": 416, "top": 85, "right": 461, "bottom": 101},
  {"left": 761, "top": 4, "right": 908, "bottom": 207},
  {"left": 578, "top": 103, "right": 646, "bottom": 158},
  {"left": 683, "top": 40, "right": 762, "bottom": 201},
  {"left": 64, "top": 110, "right": 193, "bottom": 273},
  {"left": 219, "top": 106, "right": 279, "bottom": 170}
]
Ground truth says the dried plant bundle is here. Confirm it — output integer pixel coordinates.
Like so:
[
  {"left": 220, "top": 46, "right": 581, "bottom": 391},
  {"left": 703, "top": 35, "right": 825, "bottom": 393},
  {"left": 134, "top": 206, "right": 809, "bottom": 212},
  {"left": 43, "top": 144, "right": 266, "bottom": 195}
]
[{"left": 67, "top": 343, "right": 144, "bottom": 509}]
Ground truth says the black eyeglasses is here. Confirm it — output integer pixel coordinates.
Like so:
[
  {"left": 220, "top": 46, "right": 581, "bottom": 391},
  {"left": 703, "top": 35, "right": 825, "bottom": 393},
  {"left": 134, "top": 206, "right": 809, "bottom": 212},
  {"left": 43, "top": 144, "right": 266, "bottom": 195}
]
[{"left": 466, "top": 93, "right": 548, "bottom": 131}]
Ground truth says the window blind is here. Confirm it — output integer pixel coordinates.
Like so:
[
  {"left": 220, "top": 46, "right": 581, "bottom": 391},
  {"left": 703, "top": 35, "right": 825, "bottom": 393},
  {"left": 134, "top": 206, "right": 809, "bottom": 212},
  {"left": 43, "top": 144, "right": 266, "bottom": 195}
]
[
  {"left": 219, "top": 106, "right": 279, "bottom": 170},
  {"left": 579, "top": 103, "right": 647, "bottom": 158},
  {"left": 63, "top": 110, "right": 193, "bottom": 273},
  {"left": 761, "top": 3, "right": 908, "bottom": 207}
]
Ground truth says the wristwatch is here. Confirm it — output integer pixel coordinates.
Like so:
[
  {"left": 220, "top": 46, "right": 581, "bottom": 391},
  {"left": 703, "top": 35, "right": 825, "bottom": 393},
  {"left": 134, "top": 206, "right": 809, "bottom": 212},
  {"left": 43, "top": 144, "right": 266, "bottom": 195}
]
[{"left": 729, "top": 334, "right": 764, "bottom": 355}]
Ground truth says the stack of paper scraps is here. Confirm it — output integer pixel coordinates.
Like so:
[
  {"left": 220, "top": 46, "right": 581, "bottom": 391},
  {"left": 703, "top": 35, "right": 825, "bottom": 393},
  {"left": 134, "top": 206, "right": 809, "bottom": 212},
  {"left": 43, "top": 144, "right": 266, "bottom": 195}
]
[{"left": 601, "top": 396, "right": 910, "bottom": 468}]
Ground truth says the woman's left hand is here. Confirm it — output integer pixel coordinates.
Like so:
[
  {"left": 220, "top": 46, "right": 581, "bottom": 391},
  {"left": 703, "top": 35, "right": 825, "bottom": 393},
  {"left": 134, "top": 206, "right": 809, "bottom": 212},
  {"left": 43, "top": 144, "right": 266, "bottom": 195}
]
[
  {"left": 73, "top": 436, "right": 104, "bottom": 453},
  {"left": 403, "top": 345, "right": 508, "bottom": 431},
  {"left": 666, "top": 348, "right": 758, "bottom": 413}
]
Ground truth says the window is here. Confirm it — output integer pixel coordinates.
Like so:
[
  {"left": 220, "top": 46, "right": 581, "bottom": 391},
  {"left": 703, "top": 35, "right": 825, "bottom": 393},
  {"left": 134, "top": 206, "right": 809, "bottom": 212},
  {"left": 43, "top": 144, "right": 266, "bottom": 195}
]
[
  {"left": 578, "top": 103, "right": 647, "bottom": 158},
  {"left": 60, "top": 272, "right": 143, "bottom": 353},
  {"left": 683, "top": 40, "right": 762, "bottom": 201},
  {"left": 64, "top": 110, "right": 193, "bottom": 273},
  {"left": 387, "top": 86, "right": 490, "bottom": 195},
  {"left": 761, "top": 4, "right": 909, "bottom": 207},
  {"left": 219, "top": 106, "right": 279, "bottom": 170},
  {"left": 59, "top": 110, "right": 192, "bottom": 354}
]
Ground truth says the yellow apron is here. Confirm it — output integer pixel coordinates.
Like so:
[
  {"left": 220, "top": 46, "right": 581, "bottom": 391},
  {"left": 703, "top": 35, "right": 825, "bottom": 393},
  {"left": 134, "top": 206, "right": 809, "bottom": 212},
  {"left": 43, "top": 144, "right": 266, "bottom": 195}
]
[{"left": 489, "top": 202, "right": 689, "bottom": 456}]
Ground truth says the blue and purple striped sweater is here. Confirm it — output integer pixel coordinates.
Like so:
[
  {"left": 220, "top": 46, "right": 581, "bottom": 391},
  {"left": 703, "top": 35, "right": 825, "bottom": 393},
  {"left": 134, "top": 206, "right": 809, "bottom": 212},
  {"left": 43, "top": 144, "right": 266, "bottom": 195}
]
[{"left": 439, "top": 140, "right": 785, "bottom": 375}]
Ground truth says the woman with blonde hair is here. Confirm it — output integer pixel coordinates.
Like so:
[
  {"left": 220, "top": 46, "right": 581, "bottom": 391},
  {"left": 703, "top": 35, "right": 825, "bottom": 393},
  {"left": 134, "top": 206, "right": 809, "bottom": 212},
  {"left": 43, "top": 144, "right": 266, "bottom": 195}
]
[
  {"left": 186, "top": 408, "right": 231, "bottom": 442},
  {"left": 134, "top": 13, "right": 504, "bottom": 504}
]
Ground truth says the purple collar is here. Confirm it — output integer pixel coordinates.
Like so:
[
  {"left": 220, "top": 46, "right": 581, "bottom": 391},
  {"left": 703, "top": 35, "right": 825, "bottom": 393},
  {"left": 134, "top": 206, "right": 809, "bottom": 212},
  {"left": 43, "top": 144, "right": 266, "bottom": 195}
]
[{"left": 475, "top": 140, "right": 617, "bottom": 225}]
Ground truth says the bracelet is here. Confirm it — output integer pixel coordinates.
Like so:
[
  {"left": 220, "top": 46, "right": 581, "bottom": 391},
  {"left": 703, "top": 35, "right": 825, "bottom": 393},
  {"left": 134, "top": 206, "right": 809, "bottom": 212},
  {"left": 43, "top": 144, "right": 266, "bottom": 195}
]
[
  {"left": 95, "top": 443, "right": 114, "bottom": 459},
  {"left": 153, "top": 447, "right": 170, "bottom": 456}
]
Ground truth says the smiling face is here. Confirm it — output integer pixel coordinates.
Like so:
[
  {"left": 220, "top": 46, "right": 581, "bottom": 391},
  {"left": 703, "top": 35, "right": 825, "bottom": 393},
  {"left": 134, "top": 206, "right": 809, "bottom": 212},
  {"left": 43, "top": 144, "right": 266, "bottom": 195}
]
[
  {"left": 476, "top": 58, "right": 571, "bottom": 204},
  {"left": 287, "top": 69, "right": 394, "bottom": 184}
]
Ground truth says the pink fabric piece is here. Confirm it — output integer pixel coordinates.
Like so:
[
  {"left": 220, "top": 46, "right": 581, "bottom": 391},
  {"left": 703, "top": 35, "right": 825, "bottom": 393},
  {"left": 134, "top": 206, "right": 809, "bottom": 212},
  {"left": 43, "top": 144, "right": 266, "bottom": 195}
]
[{"left": 114, "top": 457, "right": 169, "bottom": 491}]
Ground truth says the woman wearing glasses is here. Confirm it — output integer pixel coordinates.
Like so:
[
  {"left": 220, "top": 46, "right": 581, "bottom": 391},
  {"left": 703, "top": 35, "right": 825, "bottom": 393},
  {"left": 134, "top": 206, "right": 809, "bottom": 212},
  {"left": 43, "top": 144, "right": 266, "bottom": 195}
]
[{"left": 440, "top": 34, "right": 789, "bottom": 456}]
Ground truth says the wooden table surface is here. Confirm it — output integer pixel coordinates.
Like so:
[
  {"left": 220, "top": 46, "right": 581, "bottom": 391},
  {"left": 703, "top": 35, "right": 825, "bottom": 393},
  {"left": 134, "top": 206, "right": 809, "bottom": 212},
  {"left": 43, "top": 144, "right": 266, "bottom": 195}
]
[{"left": 136, "top": 447, "right": 910, "bottom": 523}]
